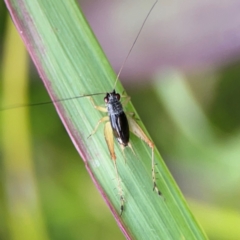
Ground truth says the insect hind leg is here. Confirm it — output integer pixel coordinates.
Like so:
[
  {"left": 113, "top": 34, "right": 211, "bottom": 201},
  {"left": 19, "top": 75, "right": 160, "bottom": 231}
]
[
  {"left": 128, "top": 116, "right": 162, "bottom": 196},
  {"left": 88, "top": 99, "right": 125, "bottom": 214},
  {"left": 113, "top": 160, "right": 125, "bottom": 215},
  {"left": 150, "top": 145, "right": 161, "bottom": 195}
]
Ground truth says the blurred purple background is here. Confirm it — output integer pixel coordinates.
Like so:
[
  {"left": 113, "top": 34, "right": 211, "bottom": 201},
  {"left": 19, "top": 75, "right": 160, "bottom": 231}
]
[{"left": 81, "top": 0, "right": 240, "bottom": 81}]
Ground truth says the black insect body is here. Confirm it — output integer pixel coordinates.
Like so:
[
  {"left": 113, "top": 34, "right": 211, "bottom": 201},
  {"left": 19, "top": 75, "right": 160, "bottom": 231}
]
[
  {"left": 88, "top": 87, "right": 162, "bottom": 215},
  {"left": 105, "top": 90, "right": 129, "bottom": 147}
]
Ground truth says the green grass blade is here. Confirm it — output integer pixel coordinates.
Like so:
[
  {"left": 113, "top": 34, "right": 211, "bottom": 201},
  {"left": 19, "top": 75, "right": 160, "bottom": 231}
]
[{"left": 5, "top": 0, "right": 208, "bottom": 239}]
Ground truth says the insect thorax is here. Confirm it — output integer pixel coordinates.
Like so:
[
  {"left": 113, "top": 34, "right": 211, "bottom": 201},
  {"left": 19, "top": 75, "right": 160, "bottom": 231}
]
[{"left": 106, "top": 98, "right": 123, "bottom": 116}]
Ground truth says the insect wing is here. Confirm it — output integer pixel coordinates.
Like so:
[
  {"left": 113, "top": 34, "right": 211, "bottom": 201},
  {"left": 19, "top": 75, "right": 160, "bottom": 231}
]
[{"left": 110, "top": 112, "right": 129, "bottom": 146}]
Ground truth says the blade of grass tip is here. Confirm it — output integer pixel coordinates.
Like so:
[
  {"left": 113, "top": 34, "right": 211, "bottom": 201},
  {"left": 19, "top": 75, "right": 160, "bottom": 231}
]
[
  {"left": 1, "top": 17, "right": 49, "bottom": 240},
  {"left": 5, "top": 0, "right": 208, "bottom": 239}
]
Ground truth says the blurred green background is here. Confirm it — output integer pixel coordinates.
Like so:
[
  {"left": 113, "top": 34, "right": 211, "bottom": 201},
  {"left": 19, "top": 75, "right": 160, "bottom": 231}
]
[{"left": 1, "top": 0, "right": 240, "bottom": 240}]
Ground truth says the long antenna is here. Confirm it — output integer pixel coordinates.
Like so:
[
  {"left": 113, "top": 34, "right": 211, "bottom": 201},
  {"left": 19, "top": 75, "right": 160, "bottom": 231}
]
[
  {"left": 1, "top": 1, "right": 158, "bottom": 111},
  {"left": 113, "top": 0, "right": 158, "bottom": 89},
  {"left": 0, "top": 92, "right": 105, "bottom": 111}
]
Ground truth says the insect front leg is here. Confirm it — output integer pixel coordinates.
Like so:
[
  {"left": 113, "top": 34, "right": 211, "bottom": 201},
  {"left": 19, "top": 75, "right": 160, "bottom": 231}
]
[
  {"left": 88, "top": 96, "right": 107, "bottom": 112},
  {"left": 127, "top": 116, "right": 162, "bottom": 196},
  {"left": 87, "top": 96, "right": 108, "bottom": 138},
  {"left": 120, "top": 91, "right": 131, "bottom": 108}
]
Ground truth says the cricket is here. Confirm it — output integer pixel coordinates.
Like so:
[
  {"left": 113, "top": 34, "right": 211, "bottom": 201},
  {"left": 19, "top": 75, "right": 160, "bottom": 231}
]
[
  {"left": 86, "top": 0, "right": 161, "bottom": 215},
  {"left": 1, "top": 0, "right": 161, "bottom": 215}
]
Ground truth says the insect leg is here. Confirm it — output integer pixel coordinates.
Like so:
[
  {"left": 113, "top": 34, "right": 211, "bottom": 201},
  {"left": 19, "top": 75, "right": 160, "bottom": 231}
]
[
  {"left": 120, "top": 143, "right": 136, "bottom": 163},
  {"left": 120, "top": 91, "right": 131, "bottom": 107},
  {"left": 88, "top": 96, "right": 107, "bottom": 112},
  {"left": 88, "top": 97, "right": 124, "bottom": 213},
  {"left": 127, "top": 116, "right": 161, "bottom": 196},
  {"left": 87, "top": 96, "right": 109, "bottom": 138},
  {"left": 88, "top": 116, "right": 109, "bottom": 138},
  {"left": 121, "top": 93, "right": 139, "bottom": 120},
  {"left": 104, "top": 121, "right": 116, "bottom": 160},
  {"left": 104, "top": 121, "right": 124, "bottom": 214},
  {"left": 113, "top": 160, "right": 124, "bottom": 216}
]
